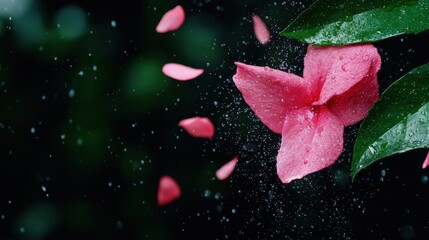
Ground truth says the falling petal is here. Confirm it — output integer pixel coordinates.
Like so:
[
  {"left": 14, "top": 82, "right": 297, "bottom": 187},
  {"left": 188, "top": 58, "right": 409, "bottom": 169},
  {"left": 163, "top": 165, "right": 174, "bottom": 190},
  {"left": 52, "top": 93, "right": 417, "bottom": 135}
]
[
  {"left": 156, "top": 5, "right": 185, "bottom": 33},
  {"left": 162, "top": 63, "right": 204, "bottom": 81},
  {"left": 216, "top": 156, "right": 238, "bottom": 180},
  {"left": 157, "top": 175, "right": 181, "bottom": 206},
  {"left": 178, "top": 116, "right": 215, "bottom": 139},
  {"left": 422, "top": 151, "right": 429, "bottom": 169},
  {"left": 252, "top": 14, "right": 270, "bottom": 45}
]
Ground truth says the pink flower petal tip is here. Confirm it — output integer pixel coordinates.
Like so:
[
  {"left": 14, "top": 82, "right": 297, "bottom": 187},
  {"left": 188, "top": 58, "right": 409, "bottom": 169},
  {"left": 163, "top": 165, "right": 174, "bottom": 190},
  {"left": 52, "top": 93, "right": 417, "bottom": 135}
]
[
  {"left": 157, "top": 175, "right": 181, "bottom": 206},
  {"left": 162, "top": 63, "right": 204, "bottom": 81},
  {"left": 156, "top": 5, "right": 185, "bottom": 33},
  {"left": 178, "top": 116, "right": 215, "bottom": 139},
  {"left": 216, "top": 156, "right": 238, "bottom": 180},
  {"left": 252, "top": 14, "right": 270, "bottom": 45},
  {"left": 422, "top": 151, "right": 429, "bottom": 169}
]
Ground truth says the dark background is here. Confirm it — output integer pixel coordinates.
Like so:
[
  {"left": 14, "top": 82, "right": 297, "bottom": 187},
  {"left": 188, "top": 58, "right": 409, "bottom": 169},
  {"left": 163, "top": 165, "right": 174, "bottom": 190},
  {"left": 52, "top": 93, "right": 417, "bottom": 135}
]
[{"left": 0, "top": 0, "right": 429, "bottom": 239}]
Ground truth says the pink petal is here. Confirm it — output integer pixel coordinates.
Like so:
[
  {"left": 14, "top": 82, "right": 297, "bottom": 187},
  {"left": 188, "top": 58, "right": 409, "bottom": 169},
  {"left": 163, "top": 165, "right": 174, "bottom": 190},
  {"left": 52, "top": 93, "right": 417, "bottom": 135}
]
[
  {"left": 328, "top": 66, "right": 379, "bottom": 126},
  {"left": 216, "top": 156, "right": 238, "bottom": 180},
  {"left": 252, "top": 14, "right": 270, "bottom": 45},
  {"left": 303, "top": 44, "right": 381, "bottom": 106},
  {"left": 162, "top": 63, "right": 204, "bottom": 81},
  {"left": 178, "top": 116, "right": 215, "bottom": 139},
  {"left": 157, "top": 175, "right": 181, "bottom": 206},
  {"left": 156, "top": 5, "right": 185, "bottom": 33},
  {"left": 423, "top": 151, "right": 429, "bottom": 169},
  {"left": 277, "top": 106, "right": 344, "bottom": 184},
  {"left": 232, "top": 62, "right": 311, "bottom": 134}
]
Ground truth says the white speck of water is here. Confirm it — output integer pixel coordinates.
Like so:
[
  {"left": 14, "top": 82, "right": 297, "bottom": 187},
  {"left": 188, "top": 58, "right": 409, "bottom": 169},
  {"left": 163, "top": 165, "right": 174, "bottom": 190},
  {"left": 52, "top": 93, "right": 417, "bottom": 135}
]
[
  {"left": 421, "top": 175, "right": 428, "bottom": 184},
  {"left": 111, "top": 20, "right": 117, "bottom": 28},
  {"left": 69, "top": 89, "right": 75, "bottom": 98},
  {"left": 204, "top": 190, "right": 211, "bottom": 197},
  {"left": 214, "top": 192, "right": 221, "bottom": 200},
  {"left": 60, "top": 134, "right": 66, "bottom": 140},
  {"left": 30, "top": 127, "right": 36, "bottom": 134},
  {"left": 77, "top": 138, "right": 83, "bottom": 145},
  {"left": 116, "top": 220, "right": 123, "bottom": 229},
  {"left": 19, "top": 227, "right": 25, "bottom": 233},
  {"left": 78, "top": 71, "right": 84, "bottom": 76},
  {"left": 41, "top": 186, "right": 46, "bottom": 192}
]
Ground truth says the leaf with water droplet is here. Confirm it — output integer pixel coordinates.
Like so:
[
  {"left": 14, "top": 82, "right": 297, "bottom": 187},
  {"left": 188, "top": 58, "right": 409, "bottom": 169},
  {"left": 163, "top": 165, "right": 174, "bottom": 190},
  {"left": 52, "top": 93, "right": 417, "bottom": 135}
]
[
  {"left": 280, "top": 0, "right": 429, "bottom": 46},
  {"left": 352, "top": 63, "right": 429, "bottom": 180}
]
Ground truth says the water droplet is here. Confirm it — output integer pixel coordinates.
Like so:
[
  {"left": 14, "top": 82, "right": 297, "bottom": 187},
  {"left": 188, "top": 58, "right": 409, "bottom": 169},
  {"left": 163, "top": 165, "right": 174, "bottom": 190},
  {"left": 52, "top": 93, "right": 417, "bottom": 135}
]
[
  {"left": 68, "top": 89, "right": 75, "bottom": 98},
  {"left": 421, "top": 175, "right": 428, "bottom": 184}
]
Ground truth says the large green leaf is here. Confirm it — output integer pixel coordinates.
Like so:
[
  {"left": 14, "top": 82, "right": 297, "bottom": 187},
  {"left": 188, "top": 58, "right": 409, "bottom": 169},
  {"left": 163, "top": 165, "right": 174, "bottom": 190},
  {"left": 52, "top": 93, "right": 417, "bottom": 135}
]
[
  {"left": 351, "top": 64, "right": 429, "bottom": 180},
  {"left": 280, "top": 0, "right": 429, "bottom": 46}
]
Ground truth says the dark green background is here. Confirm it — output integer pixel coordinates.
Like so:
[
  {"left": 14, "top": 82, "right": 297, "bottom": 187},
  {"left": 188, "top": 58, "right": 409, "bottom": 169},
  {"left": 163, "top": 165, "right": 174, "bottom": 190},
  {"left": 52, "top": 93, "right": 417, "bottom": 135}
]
[{"left": 0, "top": 0, "right": 428, "bottom": 239}]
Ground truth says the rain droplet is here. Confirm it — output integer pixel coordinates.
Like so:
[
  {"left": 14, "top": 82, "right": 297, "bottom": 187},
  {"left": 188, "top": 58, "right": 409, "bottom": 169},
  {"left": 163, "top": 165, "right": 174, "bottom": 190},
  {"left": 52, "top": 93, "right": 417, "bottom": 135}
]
[{"left": 68, "top": 89, "right": 75, "bottom": 98}]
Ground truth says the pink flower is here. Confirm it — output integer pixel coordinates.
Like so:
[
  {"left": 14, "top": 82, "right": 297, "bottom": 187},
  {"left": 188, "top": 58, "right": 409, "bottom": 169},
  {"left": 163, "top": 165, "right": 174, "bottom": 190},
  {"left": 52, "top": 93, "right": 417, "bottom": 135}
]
[
  {"left": 216, "top": 156, "right": 238, "bottom": 180},
  {"left": 178, "top": 116, "right": 215, "bottom": 139},
  {"left": 423, "top": 151, "right": 429, "bottom": 169},
  {"left": 252, "top": 14, "right": 270, "bottom": 45},
  {"left": 162, "top": 63, "right": 204, "bottom": 81},
  {"left": 156, "top": 5, "right": 185, "bottom": 33},
  {"left": 157, "top": 175, "right": 181, "bottom": 206},
  {"left": 232, "top": 44, "right": 381, "bottom": 183}
]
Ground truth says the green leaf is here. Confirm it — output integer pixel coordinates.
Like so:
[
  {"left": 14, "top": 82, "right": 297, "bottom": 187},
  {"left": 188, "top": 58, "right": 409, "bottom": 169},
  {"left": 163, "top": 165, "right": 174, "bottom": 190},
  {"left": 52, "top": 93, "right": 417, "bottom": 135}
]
[
  {"left": 351, "top": 64, "right": 429, "bottom": 180},
  {"left": 280, "top": 0, "right": 429, "bottom": 46}
]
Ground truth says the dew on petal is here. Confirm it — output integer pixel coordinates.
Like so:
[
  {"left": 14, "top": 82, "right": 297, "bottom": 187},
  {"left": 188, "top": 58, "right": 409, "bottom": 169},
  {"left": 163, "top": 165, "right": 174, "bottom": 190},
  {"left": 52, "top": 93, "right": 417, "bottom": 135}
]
[
  {"left": 178, "top": 116, "right": 215, "bottom": 139},
  {"left": 162, "top": 63, "right": 204, "bottom": 81},
  {"left": 252, "top": 14, "right": 270, "bottom": 45},
  {"left": 155, "top": 5, "right": 185, "bottom": 33},
  {"left": 216, "top": 156, "right": 238, "bottom": 180},
  {"left": 422, "top": 151, "right": 429, "bottom": 169},
  {"left": 157, "top": 175, "right": 181, "bottom": 206}
]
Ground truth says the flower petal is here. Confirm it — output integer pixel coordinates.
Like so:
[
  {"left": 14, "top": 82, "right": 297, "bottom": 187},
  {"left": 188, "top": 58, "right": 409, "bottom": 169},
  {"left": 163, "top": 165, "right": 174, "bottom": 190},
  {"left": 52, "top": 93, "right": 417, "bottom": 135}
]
[
  {"left": 328, "top": 66, "right": 379, "bottom": 126},
  {"left": 277, "top": 106, "right": 344, "bottom": 184},
  {"left": 156, "top": 5, "right": 185, "bottom": 33},
  {"left": 178, "top": 116, "right": 215, "bottom": 139},
  {"left": 157, "top": 175, "right": 181, "bottom": 206},
  {"left": 232, "top": 62, "right": 311, "bottom": 134},
  {"left": 162, "top": 63, "right": 204, "bottom": 81},
  {"left": 252, "top": 14, "right": 270, "bottom": 45},
  {"left": 423, "top": 151, "right": 429, "bottom": 169},
  {"left": 216, "top": 156, "right": 238, "bottom": 180},
  {"left": 303, "top": 44, "right": 381, "bottom": 105}
]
